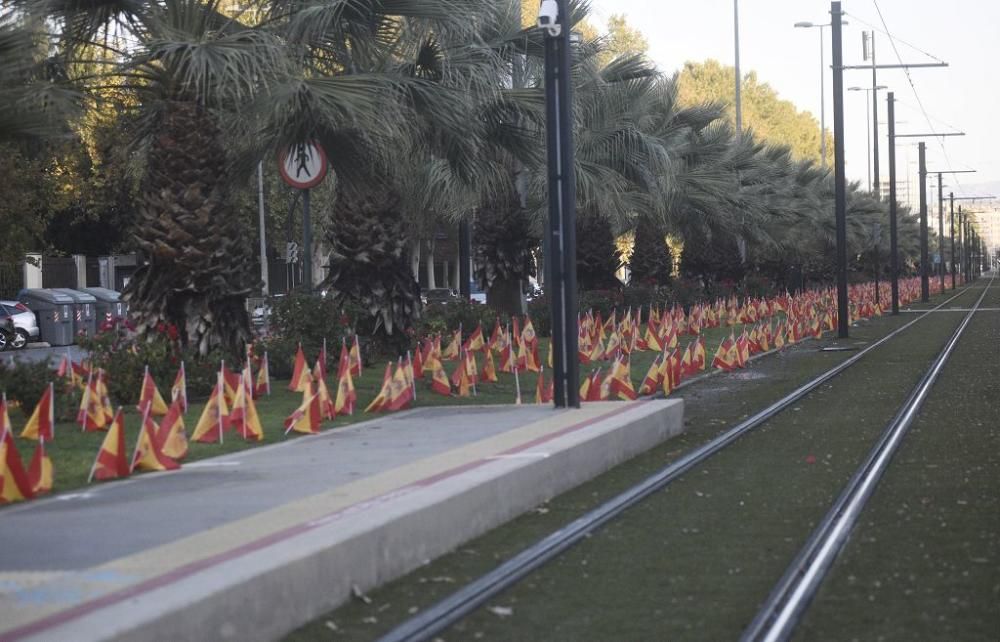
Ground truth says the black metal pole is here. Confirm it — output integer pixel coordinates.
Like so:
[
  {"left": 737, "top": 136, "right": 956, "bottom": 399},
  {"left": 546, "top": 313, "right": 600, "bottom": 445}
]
[
  {"left": 543, "top": 25, "right": 565, "bottom": 408},
  {"left": 459, "top": 220, "right": 471, "bottom": 300},
  {"left": 958, "top": 207, "right": 965, "bottom": 283},
  {"left": 887, "top": 92, "right": 899, "bottom": 315},
  {"left": 874, "top": 237, "right": 880, "bottom": 306},
  {"left": 871, "top": 36, "right": 880, "bottom": 199},
  {"left": 831, "top": 2, "right": 849, "bottom": 338},
  {"left": 542, "top": 1, "right": 579, "bottom": 408},
  {"left": 556, "top": 0, "right": 579, "bottom": 407},
  {"left": 937, "top": 173, "right": 945, "bottom": 291},
  {"left": 949, "top": 192, "right": 956, "bottom": 289},
  {"left": 918, "top": 142, "right": 929, "bottom": 302},
  {"left": 302, "top": 188, "right": 312, "bottom": 293}
]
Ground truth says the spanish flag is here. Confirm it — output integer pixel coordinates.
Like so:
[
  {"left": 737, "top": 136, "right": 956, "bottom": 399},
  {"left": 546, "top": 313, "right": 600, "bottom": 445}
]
[
  {"left": 442, "top": 328, "right": 461, "bottom": 361},
  {"left": 171, "top": 361, "right": 188, "bottom": 412},
  {"left": 481, "top": 349, "right": 499, "bottom": 383},
  {"left": 78, "top": 372, "right": 108, "bottom": 432},
  {"left": 498, "top": 335, "right": 515, "bottom": 373},
  {"left": 638, "top": 353, "right": 663, "bottom": 396},
  {"left": 488, "top": 318, "right": 504, "bottom": 352},
  {"left": 88, "top": 408, "right": 130, "bottom": 482},
  {"left": 255, "top": 352, "right": 271, "bottom": 398},
  {"left": 157, "top": 397, "right": 188, "bottom": 460},
  {"left": 711, "top": 334, "right": 739, "bottom": 372},
  {"left": 455, "top": 360, "right": 472, "bottom": 397},
  {"left": 426, "top": 356, "right": 451, "bottom": 397},
  {"left": 386, "top": 364, "right": 414, "bottom": 412},
  {"left": 27, "top": 438, "right": 53, "bottom": 495},
  {"left": 20, "top": 382, "right": 54, "bottom": 441},
  {"left": 607, "top": 357, "right": 637, "bottom": 401},
  {"left": 334, "top": 351, "right": 357, "bottom": 415},
  {"left": 365, "top": 363, "right": 394, "bottom": 413},
  {"left": 131, "top": 407, "right": 179, "bottom": 473},
  {"left": 312, "top": 362, "right": 336, "bottom": 420},
  {"left": 534, "top": 367, "right": 553, "bottom": 404},
  {"left": 288, "top": 344, "right": 310, "bottom": 392},
  {"left": 96, "top": 370, "right": 114, "bottom": 424},
  {"left": 1, "top": 429, "right": 33, "bottom": 502},
  {"left": 191, "top": 374, "right": 229, "bottom": 444},
  {"left": 285, "top": 388, "right": 321, "bottom": 435},
  {"left": 229, "top": 374, "right": 264, "bottom": 441},
  {"left": 463, "top": 324, "right": 486, "bottom": 353},
  {"left": 137, "top": 366, "right": 169, "bottom": 417}
]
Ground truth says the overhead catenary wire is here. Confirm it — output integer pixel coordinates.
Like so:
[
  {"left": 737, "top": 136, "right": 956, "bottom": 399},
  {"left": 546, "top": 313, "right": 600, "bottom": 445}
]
[{"left": 865, "top": 0, "right": 964, "bottom": 192}]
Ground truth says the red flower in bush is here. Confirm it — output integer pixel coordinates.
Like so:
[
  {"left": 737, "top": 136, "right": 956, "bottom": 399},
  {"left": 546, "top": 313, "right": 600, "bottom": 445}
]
[
  {"left": 166, "top": 323, "right": 179, "bottom": 341},
  {"left": 339, "top": 313, "right": 350, "bottom": 327},
  {"left": 124, "top": 318, "right": 136, "bottom": 331}
]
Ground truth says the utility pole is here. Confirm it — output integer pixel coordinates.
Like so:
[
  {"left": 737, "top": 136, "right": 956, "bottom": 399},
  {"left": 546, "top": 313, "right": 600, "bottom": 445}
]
[
  {"left": 459, "top": 220, "right": 471, "bottom": 300},
  {"left": 949, "top": 192, "right": 955, "bottom": 289},
  {"left": 887, "top": 92, "right": 899, "bottom": 314},
  {"left": 938, "top": 173, "right": 945, "bottom": 291},
  {"left": 257, "top": 162, "right": 269, "bottom": 296},
  {"left": 865, "top": 32, "right": 882, "bottom": 199},
  {"left": 918, "top": 142, "right": 928, "bottom": 302},
  {"left": 831, "top": 2, "right": 848, "bottom": 337}
]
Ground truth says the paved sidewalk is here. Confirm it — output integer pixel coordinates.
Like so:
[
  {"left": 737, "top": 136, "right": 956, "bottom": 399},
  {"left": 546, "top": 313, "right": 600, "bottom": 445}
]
[{"left": 0, "top": 400, "right": 683, "bottom": 642}]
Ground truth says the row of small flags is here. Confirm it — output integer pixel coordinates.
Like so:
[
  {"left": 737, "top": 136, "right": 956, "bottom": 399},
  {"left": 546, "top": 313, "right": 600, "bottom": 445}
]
[{"left": 0, "top": 276, "right": 938, "bottom": 503}]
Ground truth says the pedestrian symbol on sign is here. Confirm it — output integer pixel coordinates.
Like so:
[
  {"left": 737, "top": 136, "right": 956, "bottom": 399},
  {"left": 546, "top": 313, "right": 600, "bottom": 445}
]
[{"left": 278, "top": 141, "right": 328, "bottom": 189}]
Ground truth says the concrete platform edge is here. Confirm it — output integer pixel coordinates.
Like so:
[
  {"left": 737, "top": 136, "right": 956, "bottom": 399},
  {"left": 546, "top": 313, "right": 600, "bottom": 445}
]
[{"left": 28, "top": 400, "right": 684, "bottom": 642}]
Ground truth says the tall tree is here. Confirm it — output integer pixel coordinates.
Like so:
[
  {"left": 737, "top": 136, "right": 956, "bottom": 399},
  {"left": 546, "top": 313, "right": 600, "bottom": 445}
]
[{"left": 676, "top": 60, "right": 832, "bottom": 165}]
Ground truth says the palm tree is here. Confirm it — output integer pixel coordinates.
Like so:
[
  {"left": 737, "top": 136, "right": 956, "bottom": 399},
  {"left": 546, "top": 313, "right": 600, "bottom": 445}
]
[{"left": 22, "top": 0, "right": 487, "bottom": 354}]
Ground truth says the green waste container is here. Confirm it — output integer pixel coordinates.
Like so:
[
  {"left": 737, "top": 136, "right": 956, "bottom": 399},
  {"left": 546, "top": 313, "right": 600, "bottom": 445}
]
[{"left": 16, "top": 289, "right": 75, "bottom": 346}]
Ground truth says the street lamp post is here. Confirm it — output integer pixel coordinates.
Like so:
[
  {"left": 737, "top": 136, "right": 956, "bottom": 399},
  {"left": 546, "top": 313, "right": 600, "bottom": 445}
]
[
  {"left": 539, "top": 0, "right": 580, "bottom": 408},
  {"left": 849, "top": 85, "right": 887, "bottom": 193},
  {"left": 795, "top": 20, "right": 846, "bottom": 167},
  {"left": 734, "top": 0, "right": 742, "bottom": 137}
]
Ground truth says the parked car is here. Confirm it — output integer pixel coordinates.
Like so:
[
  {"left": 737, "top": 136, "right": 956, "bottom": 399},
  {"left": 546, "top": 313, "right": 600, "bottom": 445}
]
[
  {"left": 421, "top": 288, "right": 460, "bottom": 306},
  {"left": 469, "top": 283, "right": 487, "bottom": 305},
  {"left": 0, "top": 312, "right": 14, "bottom": 352},
  {"left": 0, "top": 300, "right": 39, "bottom": 349}
]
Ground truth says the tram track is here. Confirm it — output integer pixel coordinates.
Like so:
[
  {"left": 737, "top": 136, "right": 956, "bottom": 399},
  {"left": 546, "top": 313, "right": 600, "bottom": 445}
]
[
  {"left": 742, "top": 274, "right": 995, "bottom": 642},
  {"left": 376, "top": 282, "right": 986, "bottom": 642}
]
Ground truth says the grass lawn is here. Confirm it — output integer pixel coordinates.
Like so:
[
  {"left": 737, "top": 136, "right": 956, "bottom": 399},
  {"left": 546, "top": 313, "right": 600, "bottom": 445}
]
[
  {"left": 280, "top": 285, "right": 986, "bottom": 641},
  {"left": 5, "top": 318, "right": 772, "bottom": 500}
]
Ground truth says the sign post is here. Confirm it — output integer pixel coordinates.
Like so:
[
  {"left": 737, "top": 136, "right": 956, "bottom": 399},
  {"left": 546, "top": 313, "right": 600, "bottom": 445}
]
[{"left": 278, "top": 142, "right": 328, "bottom": 293}]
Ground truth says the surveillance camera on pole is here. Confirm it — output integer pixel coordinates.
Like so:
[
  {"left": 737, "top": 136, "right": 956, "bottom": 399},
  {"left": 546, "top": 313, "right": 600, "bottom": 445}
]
[{"left": 537, "top": 0, "right": 561, "bottom": 36}]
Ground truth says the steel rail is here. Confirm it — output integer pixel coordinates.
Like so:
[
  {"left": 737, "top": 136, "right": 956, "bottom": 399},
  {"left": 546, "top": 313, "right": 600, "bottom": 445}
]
[
  {"left": 377, "top": 285, "right": 975, "bottom": 642},
  {"left": 742, "top": 275, "right": 994, "bottom": 642}
]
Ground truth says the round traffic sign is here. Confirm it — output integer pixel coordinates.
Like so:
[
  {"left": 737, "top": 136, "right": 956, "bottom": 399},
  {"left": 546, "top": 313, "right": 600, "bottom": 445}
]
[{"left": 278, "top": 141, "right": 328, "bottom": 189}]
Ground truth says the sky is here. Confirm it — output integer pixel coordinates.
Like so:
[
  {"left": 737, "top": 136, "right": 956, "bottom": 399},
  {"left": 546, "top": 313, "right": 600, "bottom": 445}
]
[{"left": 591, "top": 0, "right": 1000, "bottom": 210}]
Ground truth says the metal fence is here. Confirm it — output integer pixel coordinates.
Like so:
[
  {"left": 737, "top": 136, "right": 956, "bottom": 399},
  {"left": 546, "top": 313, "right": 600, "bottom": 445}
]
[
  {"left": 0, "top": 263, "right": 23, "bottom": 300},
  {"left": 41, "top": 256, "right": 77, "bottom": 288}
]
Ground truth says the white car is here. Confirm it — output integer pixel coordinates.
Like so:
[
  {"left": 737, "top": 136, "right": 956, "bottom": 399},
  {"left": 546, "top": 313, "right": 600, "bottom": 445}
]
[{"left": 0, "top": 300, "right": 40, "bottom": 349}]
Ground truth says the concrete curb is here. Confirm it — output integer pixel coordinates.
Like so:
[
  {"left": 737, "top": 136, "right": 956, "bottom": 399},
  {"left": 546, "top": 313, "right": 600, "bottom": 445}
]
[{"left": 26, "top": 400, "right": 683, "bottom": 642}]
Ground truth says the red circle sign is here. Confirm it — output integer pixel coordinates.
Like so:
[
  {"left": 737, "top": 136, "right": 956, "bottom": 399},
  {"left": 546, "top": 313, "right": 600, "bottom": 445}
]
[{"left": 278, "top": 141, "right": 328, "bottom": 189}]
